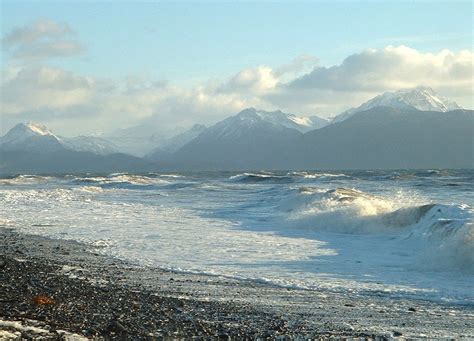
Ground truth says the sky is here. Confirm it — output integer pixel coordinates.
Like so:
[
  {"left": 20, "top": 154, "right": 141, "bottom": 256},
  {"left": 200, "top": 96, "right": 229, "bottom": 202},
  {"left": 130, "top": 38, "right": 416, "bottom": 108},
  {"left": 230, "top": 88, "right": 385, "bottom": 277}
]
[{"left": 1, "top": 1, "right": 473, "bottom": 136}]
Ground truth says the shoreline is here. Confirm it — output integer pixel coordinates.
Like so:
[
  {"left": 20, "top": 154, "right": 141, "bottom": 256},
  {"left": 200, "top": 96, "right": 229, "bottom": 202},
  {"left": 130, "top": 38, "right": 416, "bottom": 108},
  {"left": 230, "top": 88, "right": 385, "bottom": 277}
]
[{"left": 1, "top": 227, "right": 473, "bottom": 340}]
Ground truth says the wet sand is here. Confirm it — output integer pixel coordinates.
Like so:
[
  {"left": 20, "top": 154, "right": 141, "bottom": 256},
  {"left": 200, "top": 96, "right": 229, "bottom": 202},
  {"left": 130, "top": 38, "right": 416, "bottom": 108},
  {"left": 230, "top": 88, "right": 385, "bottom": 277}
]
[{"left": 1, "top": 227, "right": 473, "bottom": 340}]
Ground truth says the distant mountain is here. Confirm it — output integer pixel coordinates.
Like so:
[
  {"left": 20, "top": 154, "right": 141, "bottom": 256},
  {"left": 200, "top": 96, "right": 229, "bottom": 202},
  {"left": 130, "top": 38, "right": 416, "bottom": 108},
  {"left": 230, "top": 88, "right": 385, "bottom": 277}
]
[
  {"left": 0, "top": 123, "right": 155, "bottom": 174},
  {"left": 0, "top": 122, "right": 118, "bottom": 155},
  {"left": 146, "top": 124, "right": 207, "bottom": 160},
  {"left": 163, "top": 106, "right": 473, "bottom": 170},
  {"left": 289, "top": 107, "right": 473, "bottom": 170},
  {"left": 168, "top": 108, "right": 313, "bottom": 169},
  {"left": 332, "top": 87, "right": 463, "bottom": 123},
  {"left": 2, "top": 89, "right": 471, "bottom": 173}
]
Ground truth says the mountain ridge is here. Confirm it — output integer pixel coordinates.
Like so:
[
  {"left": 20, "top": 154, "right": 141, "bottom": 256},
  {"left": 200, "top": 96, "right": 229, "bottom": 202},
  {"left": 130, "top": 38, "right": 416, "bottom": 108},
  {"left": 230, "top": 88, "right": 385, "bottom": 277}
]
[{"left": 332, "top": 87, "right": 463, "bottom": 123}]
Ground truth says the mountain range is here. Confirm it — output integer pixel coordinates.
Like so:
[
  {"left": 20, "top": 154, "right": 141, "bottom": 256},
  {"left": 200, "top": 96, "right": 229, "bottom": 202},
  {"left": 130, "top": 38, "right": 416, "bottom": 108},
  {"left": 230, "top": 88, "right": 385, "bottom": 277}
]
[
  {"left": 0, "top": 122, "right": 152, "bottom": 174},
  {"left": 1, "top": 87, "right": 472, "bottom": 173},
  {"left": 0, "top": 122, "right": 117, "bottom": 155}
]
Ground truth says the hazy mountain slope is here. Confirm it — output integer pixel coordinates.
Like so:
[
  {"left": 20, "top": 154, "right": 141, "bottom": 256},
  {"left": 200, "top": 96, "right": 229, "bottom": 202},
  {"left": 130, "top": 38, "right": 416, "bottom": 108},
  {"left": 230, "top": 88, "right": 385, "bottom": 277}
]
[
  {"left": 332, "top": 87, "right": 463, "bottom": 123},
  {"left": 289, "top": 107, "right": 473, "bottom": 170},
  {"left": 308, "top": 115, "right": 329, "bottom": 130},
  {"left": 146, "top": 124, "right": 207, "bottom": 160},
  {"left": 61, "top": 136, "right": 118, "bottom": 155},
  {"left": 104, "top": 122, "right": 186, "bottom": 157}
]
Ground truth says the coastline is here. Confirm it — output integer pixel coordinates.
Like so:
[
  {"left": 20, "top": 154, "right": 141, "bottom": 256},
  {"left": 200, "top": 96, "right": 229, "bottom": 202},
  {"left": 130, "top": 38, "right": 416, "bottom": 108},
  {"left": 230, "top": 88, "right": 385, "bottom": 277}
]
[{"left": 1, "top": 227, "right": 473, "bottom": 340}]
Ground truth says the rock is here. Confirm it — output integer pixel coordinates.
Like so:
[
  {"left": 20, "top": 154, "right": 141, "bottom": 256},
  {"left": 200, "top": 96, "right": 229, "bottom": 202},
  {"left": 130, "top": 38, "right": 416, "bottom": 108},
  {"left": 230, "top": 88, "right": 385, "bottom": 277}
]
[
  {"left": 408, "top": 307, "right": 417, "bottom": 312},
  {"left": 107, "top": 319, "right": 127, "bottom": 334}
]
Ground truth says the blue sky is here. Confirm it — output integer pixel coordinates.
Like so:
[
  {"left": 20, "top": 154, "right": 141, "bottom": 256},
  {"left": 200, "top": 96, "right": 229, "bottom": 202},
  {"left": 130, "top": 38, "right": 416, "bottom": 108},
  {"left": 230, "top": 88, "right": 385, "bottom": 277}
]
[
  {"left": 2, "top": 1, "right": 472, "bottom": 83},
  {"left": 1, "top": 1, "right": 472, "bottom": 135}
]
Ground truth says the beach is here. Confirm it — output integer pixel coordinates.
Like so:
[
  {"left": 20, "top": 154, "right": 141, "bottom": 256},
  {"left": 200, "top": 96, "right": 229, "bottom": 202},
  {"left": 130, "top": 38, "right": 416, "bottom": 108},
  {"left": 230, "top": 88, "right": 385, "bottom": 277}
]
[{"left": 1, "top": 227, "right": 473, "bottom": 340}]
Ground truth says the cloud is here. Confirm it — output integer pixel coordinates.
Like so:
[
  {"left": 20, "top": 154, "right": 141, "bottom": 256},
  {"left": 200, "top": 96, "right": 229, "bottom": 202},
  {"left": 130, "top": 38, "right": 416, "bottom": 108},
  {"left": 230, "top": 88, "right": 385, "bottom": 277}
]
[
  {"left": 274, "top": 54, "right": 319, "bottom": 77},
  {"left": 0, "top": 65, "right": 262, "bottom": 135},
  {"left": 0, "top": 45, "right": 472, "bottom": 135},
  {"left": 1, "top": 66, "right": 94, "bottom": 115},
  {"left": 2, "top": 19, "right": 84, "bottom": 61},
  {"left": 216, "top": 66, "right": 279, "bottom": 95},
  {"left": 288, "top": 45, "right": 473, "bottom": 93}
]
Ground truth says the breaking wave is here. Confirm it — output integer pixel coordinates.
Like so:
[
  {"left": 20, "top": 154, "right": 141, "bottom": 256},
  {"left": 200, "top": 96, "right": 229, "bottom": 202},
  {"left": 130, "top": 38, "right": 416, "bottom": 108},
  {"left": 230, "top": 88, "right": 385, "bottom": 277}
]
[
  {"left": 0, "top": 175, "right": 52, "bottom": 185},
  {"left": 71, "top": 174, "right": 172, "bottom": 189},
  {"left": 229, "top": 171, "right": 352, "bottom": 183},
  {"left": 278, "top": 186, "right": 473, "bottom": 271},
  {"left": 229, "top": 172, "right": 293, "bottom": 183},
  {"left": 287, "top": 171, "right": 352, "bottom": 180}
]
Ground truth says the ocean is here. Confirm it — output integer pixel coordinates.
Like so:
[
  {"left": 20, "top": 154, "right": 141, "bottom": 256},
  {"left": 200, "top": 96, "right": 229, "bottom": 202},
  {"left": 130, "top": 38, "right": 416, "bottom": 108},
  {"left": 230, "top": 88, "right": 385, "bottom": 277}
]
[{"left": 1, "top": 169, "right": 473, "bottom": 304}]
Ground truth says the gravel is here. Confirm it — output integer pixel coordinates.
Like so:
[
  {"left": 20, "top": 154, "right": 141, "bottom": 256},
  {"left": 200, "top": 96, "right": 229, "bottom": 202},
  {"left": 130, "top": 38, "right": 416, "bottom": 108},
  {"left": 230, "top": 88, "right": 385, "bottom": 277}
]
[{"left": 1, "top": 227, "right": 473, "bottom": 340}]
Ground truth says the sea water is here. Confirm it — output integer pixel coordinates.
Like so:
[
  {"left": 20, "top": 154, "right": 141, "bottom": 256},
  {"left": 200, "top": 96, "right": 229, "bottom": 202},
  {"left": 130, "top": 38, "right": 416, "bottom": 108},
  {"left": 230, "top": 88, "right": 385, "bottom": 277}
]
[{"left": 1, "top": 170, "right": 473, "bottom": 304}]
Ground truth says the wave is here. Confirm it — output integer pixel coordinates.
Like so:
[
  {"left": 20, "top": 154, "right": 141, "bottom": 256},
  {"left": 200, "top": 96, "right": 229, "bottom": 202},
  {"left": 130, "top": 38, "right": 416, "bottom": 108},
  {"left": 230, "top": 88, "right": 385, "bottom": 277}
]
[
  {"left": 278, "top": 186, "right": 473, "bottom": 271},
  {"left": 287, "top": 171, "right": 351, "bottom": 180},
  {"left": 71, "top": 174, "right": 171, "bottom": 189},
  {"left": 229, "top": 171, "right": 351, "bottom": 183},
  {"left": 0, "top": 175, "right": 52, "bottom": 185},
  {"left": 229, "top": 172, "right": 293, "bottom": 183}
]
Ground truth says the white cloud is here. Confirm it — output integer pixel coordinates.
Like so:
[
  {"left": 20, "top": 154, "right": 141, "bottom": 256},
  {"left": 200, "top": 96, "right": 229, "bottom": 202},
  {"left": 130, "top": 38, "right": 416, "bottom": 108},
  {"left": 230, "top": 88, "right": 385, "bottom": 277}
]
[
  {"left": 0, "top": 45, "right": 472, "bottom": 135},
  {"left": 1, "top": 66, "right": 94, "bottom": 115},
  {"left": 288, "top": 45, "right": 473, "bottom": 93},
  {"left": 0, "top": 65, "right": 262, "bottom": 135},
  {"left": 216, "top": 66, "right": 279, "bottom": 95},
  {"left": 2, "top": 19, "right": 84, "bottom": 61}
]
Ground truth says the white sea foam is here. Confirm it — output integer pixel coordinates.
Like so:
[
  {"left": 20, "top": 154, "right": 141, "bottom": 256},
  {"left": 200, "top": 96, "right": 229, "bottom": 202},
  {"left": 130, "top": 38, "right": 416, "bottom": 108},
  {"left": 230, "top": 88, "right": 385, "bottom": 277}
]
[
  {"left": 229, "top": 172, "right": 292, "bottom": 182},
  {"left": 0, "top": 175, "right": 52, "bottom": 185},
  {"left": 73, "top": 174, "right": 171, "bottom": 187},
  {"left": 1, "top": 172, "right": 473, "bottom": 303},
  {"left": 277, "top": 186, "right": 474, "bottom": 272}
]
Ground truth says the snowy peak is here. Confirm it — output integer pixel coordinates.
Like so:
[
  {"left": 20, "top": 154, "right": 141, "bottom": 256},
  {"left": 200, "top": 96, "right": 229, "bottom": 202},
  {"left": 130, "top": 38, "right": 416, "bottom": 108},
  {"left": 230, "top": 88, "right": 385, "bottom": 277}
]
[
  {"left": 233, "top": 108, "right": 327, "bottom": 133},
  {"left": 24, "top": 121, "right": 55, "bottom": 136},
  {"left": 332, "top": 87, "right": 463, "bottom": 123},
  {"left": 379, "top": 87, "right": 462, "bottom": 112},
  {"left": 1, "top": 121, "right": 58, "bottom": 145},
  {"left": 187, "top": 108, "right": 328, "bottom": 144}
]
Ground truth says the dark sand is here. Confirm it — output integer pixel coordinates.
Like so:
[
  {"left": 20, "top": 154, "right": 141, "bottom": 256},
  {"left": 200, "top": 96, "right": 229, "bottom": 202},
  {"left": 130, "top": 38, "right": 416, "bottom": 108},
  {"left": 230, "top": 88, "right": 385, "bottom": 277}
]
[{"left": 1, "top": 227, "right": 473, "bottom": 340}]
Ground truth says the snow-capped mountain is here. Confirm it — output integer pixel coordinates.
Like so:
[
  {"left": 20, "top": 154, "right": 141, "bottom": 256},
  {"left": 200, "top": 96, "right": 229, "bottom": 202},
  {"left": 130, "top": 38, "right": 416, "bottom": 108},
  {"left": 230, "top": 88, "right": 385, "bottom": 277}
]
[
  {"left": 228, "top": 108, "right": 327, "bottom": 133},
  {"left": 168, "top": 108, "right": 319, "bottom": 169},
  {"left": 0, "top": 122, "right": 117, "bottom": 155},
  {"left": 332, "top": 87, "right": 463, "bottom": 123},
  {"left": 189, "top": 107, "right": 329, "bottom": 142},
  {"left": 0, "top": 122, "right": 64, "bottom": 153},
  {"left": 0, "top": 122, "right": 56, "bottom": 145}
]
